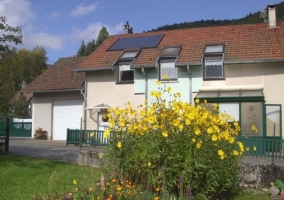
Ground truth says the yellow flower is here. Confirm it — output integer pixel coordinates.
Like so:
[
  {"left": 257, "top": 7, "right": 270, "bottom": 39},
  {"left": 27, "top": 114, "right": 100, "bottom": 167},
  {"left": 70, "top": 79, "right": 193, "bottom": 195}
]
[
  {"left": 218, "top": 150, "right": 225, "bottom": 159},
  {"left": 162, "top": 131, "right": 168, "bottom": 138},
  {"left": 195, "top": 128, "right": 201, "bottom": 135},
  {"left": 112, "top": 179, "right": 116, "bottom": 183},
  {"left": 253, "top": 146, "right": 257, "bottom": 151},
  {"left": 271, "top": 182, "right": 274, "bottom": 186},
  {"left": 156, "top": 80, "right": 161, "bottom": 85},
  {"left": 211, "top": 135, "right": 217, "bottom": 141},
  {"left": 99, "top": 154, "right": 103, "bottom": 159},
  {"left": 90, "top": 132, "right": 94, "bottom": 138},
  {"left": 116, "top": 185, "right": 122, "bottom": 191},
  {"left": 117, "top": 141, "right": 122, "bottom": 148},
  {"left": 207, "top": 128, "right": 213, "bottom": 134},
  {"left": 192, "top": 138, "right": 196, "bottom": 143},
  {"left": 195, "top": 99, "right": 200, "bottom": 104},
  {"left": 104, "top": 128, "right": 110, "bottom": 138},
  {"left": 73, "top": 180, "right": 77, "bottom": 185},
  {"left": 89, "top": 186, "right": 93, "bottom": 192},
  {"left": 233, "top": 150, "right": 239, "bottom": 156},
  {"left": 154, "top": 197, "right": 159, "bottom": 200},
  {"left": 167, "top": 86, "right": 172, "bottom": 93},
  {"left": 148, "top": 162, "right": 151, "bottom": 166},
  {"left": 163, "top": 74, "right": 169, "bottom": 79},
  {"left": 155, "top": 187, "right": 160, "bottom": 192},
  {"left": 246, "top": 147, "right": 250, "bottom": 151},
  {"left": 196, "top": 142, "right": 202, "bottom": 149},
  {"left": 251, "top": 125, "right": 258, "bottom": 133}
]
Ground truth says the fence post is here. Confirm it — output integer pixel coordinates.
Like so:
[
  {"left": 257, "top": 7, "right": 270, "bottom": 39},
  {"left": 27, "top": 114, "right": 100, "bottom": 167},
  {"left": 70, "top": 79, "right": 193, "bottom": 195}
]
[
  {"left": 5, "top": 117, "right": 10, "bottom": 154},
  {"left": 272, "top": 124, "right": 276, "bottom": 166}
]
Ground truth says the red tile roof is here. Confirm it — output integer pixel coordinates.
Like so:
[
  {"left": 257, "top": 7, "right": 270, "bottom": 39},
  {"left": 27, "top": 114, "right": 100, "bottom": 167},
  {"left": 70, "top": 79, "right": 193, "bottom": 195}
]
[
  {"left": 22, "top": 57, "right": 85, "bottom": 93},
  {"left": 77, "top": 22, "right": 284, "bottom": 71}
]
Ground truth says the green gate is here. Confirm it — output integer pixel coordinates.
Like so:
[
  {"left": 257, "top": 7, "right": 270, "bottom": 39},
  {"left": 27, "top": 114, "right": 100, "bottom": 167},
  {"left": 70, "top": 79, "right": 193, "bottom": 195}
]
[{"left": 0, "top": 122, "right": 32, "bottom": 137}]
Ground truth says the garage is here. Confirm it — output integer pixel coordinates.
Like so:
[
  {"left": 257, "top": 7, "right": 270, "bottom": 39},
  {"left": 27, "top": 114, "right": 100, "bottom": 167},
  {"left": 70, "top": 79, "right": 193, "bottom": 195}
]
[{"left": 53, "top": 99, "right": 83, "bottom": 140}]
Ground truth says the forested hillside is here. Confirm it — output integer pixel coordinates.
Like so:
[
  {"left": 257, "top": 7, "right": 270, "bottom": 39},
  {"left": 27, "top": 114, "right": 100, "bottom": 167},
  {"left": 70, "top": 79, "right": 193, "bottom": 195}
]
[{"left": 151, "top": 2, "right": 284, "bottom": 31}]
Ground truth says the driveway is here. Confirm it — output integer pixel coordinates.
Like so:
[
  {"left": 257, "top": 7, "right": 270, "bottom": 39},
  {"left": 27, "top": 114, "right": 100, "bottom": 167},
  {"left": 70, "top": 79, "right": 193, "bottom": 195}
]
[{"left": 8, "top": 138, "right": 106, "bottom": 164}]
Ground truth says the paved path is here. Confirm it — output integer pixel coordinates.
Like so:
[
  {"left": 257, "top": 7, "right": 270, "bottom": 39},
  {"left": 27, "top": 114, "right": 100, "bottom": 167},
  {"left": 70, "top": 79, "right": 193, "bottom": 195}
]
[{"left": 8, "top": 138, "right": 106, "bottom": 164}]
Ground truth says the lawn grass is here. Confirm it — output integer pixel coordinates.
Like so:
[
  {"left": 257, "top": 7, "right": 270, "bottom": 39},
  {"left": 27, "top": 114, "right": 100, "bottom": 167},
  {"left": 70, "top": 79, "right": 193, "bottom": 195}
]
[
  {"left": 0, "top": 155, "right": 101, "bottom": 200},
  {"left": 0, "top": 155, "right": 271, "bottom": 200}
]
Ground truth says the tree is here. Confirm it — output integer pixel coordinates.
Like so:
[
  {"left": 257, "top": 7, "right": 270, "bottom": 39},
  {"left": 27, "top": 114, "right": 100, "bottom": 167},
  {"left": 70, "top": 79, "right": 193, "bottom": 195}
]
[
  {"left": 96, "top": 26, "right": 109, "bottom": 48},
  {"left": 0, "top": 47, "right": 47, "bottom": 114},
  {"left": 85, "top": 39, "right": 96, "bottom": 56},
  {"left": 0, "top": 16, "right": 22, "bottom": 53},
  {"left": 77, "top": 40, "right": 86, "bottom": 56},
  {"left": 76, "top": 27, "right": 109, "bottom": 57}
]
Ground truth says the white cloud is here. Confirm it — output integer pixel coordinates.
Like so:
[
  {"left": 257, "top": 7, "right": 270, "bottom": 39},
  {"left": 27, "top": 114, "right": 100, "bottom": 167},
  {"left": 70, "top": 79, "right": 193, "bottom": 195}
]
[
  {"left": 70, "top": 22, "right": 124, "bottom": 42},
  {"left": 69, "top": 3, "right": 98, "bottom": 17},
  {"left": 0, "top": 0, "right": 35, "bottom": 27}
]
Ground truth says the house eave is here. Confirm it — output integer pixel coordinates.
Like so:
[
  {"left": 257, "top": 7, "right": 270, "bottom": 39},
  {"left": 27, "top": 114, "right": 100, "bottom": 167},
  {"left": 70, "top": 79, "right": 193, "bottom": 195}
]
[{"left": 21, "top": 88, "right": 82, "bottom": 94}]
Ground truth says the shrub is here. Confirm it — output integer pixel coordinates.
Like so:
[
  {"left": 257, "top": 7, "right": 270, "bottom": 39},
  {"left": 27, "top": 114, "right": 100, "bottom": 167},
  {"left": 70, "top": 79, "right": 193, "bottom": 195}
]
[{"left": 102, "top": 81, "right": 244, "bottom": 199}]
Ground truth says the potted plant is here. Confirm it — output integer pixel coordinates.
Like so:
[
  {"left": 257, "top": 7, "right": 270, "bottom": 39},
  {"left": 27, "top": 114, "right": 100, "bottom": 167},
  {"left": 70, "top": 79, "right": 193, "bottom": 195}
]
[{"left": 35, "top": 127, "right": 47, "bottom": 140}]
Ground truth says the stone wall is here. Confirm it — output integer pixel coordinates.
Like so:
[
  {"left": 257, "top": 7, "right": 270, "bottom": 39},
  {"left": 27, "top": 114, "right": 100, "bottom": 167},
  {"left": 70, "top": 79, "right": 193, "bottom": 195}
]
[{"left": 239, "top": 156, "right": 284, "bottom": 188}]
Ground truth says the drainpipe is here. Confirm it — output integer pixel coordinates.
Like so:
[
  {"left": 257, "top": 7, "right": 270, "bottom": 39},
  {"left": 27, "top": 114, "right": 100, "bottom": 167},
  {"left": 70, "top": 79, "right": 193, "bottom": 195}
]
[
  {"left": 74, "top": 71, "right": 87, "bottom": 130},
  {"left": 141, "top": 67, "right": 148, "bottom": 103},
  {"left": 187, "top": 65, "right": 192, "bottom": 104}
]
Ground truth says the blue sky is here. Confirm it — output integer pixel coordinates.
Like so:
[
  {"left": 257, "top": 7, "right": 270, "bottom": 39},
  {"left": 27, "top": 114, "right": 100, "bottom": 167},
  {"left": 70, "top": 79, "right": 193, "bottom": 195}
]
[{"left": 1, "top": 0, "right": 283, "bottom": 64}]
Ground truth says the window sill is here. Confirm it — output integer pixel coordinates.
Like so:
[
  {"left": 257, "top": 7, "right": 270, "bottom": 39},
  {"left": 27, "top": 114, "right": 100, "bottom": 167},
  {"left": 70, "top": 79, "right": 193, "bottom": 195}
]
[
  {"left": 116, "top": 81, "right": 134, "bottom": 84},
  {"left": 203, "top": 77, "right": 225, "bottom": 81},
  {"left": 160, "top": 79, "right": 179, "bottom": 83}
]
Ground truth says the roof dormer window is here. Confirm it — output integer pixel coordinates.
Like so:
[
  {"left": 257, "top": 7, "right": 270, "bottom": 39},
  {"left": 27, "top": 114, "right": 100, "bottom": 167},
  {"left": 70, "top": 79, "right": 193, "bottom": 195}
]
[
  {"left": 203, "top": 44, "right": 224, "bottom": 80},
  {"left": 157, "top": 46, "right": 181, "bottom": 81}
]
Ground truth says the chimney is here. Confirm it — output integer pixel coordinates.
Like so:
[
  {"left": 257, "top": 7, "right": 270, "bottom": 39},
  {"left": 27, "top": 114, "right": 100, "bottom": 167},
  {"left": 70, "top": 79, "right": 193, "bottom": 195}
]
[
  {"left": 22, "top": 81, "right": 27, "bottom": 89},
  {"left": 123, "top": 21, "right": 133, "bottom": 34},
  {"left": 267, "top": 4, "right": 276, "bottom": 28}
]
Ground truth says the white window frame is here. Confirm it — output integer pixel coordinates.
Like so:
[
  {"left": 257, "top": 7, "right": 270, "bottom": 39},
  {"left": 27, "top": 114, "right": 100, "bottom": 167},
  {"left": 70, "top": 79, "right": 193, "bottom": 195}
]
[
  {"left": 160, "top": 60, "right": 177, "bottom": 81},
  {"left": 119, "top": 64, "right": 134, "bottom": 82},
  {"left": 203, "top": 44, "right": 224, "bottom": 80}
]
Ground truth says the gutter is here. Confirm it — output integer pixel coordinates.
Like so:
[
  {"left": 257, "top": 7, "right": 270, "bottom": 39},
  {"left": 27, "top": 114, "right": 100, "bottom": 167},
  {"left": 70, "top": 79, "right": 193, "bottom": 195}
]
[
  {"left": 187, "top": 65, "right": 192, "bottom": 104},
  {"left": 224, "top": 59, "right": 284, "bottom": 65}
]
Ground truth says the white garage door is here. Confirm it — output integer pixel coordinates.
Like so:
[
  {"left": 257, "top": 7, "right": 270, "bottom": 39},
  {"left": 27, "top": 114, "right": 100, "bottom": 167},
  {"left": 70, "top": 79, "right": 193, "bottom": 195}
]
[{"left": 53, "top": 99, "right": 83, "bottom": 140}]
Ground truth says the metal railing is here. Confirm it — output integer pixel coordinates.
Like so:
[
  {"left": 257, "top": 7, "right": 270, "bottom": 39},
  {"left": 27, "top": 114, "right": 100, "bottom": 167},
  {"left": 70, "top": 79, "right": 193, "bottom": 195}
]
[
  {"left": 66, "top": 129, "right": 111, "bottom": 146},
  {"left": 237, "top": 137, "right": 283, "bottom": 159},
  {"left": 0, "top": 122, "right": 32, "bottom": 137}
]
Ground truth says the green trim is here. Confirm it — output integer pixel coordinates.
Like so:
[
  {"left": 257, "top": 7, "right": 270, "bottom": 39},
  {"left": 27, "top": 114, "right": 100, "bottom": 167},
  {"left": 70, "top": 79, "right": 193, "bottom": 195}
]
[{"left": 195, "top": 96, "right": 264, "bottom": 102}]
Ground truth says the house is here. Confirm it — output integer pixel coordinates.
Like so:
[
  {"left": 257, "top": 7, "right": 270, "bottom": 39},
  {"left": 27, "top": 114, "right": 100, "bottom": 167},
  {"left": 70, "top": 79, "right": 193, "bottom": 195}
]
[
  {"left": 22, "top": 57, "right": 86, "bottom": 140},
  {"left": 23, "top": 5, "right": 284, "bottom": 141},
  {"left": 74, "top": 5, "right": 284, "bottom": 140}
]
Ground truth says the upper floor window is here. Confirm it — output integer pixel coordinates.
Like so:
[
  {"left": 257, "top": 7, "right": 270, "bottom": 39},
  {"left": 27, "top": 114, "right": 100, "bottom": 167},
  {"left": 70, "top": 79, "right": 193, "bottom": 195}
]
[
  {"left": 159, "top": 59, "right": 177, "bottom": 81},
  {"left": 203, "top": 44, "right": 224, "bottom": 80},
  {"left": 118, "top": 62, "right": 134, "bottom": 83},
  {"left": 158, "top": 46, "right": 180, "bottom": 81},
  {"left": 115, "top": 50, "right": 139, "bottom": 83}
]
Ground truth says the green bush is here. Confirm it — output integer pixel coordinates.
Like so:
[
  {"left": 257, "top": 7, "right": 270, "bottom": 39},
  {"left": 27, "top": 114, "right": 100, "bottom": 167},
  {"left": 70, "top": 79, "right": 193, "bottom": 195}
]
[{"left": 102, "top": 82, "right": 245, "bottom": 199}]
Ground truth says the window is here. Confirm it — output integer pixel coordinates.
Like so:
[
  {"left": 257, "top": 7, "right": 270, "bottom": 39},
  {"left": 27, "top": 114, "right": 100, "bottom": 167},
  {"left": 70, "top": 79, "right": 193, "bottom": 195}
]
[
  {"left": 119, "top": 63, "right": 134, "bottom": 82},
  {"left": 158, "top": 46, "right": 180, "bottom": 81},
  {"left": 160, "top": 59, "right": 177, "bottom": 80},
  {"left": 195, "top": 89, "right": 265, "bottom": 136},
  {"left": 203, "top": 44, "right": 224, "bottom": 80}
]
